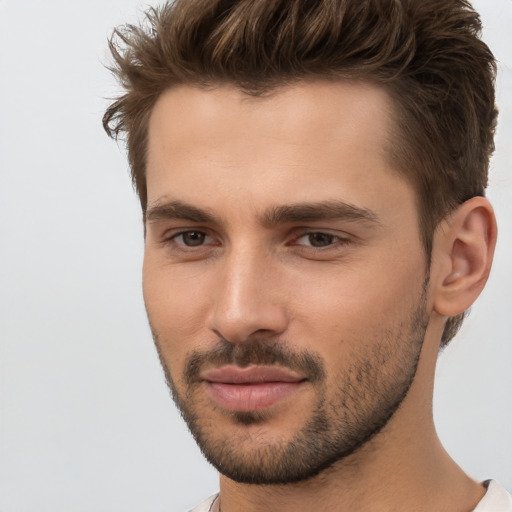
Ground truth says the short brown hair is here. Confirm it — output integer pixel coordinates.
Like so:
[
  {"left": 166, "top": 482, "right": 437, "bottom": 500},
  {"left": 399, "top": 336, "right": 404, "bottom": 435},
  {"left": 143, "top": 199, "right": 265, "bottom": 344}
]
[{"left": 103, "top": 0, "right": 497, "bottom": 346}]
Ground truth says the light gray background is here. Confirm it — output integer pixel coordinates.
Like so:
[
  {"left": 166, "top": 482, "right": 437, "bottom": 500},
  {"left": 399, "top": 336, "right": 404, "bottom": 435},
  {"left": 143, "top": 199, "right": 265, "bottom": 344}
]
[{"left": 0, "top": 1, "right": 510, "bottom": 511}]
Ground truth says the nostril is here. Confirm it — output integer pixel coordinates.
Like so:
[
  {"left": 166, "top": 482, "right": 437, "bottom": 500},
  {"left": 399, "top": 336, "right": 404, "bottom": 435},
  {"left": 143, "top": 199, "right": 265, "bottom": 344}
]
[{"left": 253, "top": 328, "right": 276, "bottom": 337}]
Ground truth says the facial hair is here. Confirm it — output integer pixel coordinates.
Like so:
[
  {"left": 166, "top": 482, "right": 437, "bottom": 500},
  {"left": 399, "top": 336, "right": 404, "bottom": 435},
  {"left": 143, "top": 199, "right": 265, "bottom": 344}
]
[{"left": 150, "top": 283, "right": 429, "bottom": 485}]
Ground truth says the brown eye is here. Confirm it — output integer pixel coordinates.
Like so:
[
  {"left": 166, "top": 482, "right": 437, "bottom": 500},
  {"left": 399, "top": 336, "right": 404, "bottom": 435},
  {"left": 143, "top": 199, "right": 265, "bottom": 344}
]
[
  {"left": 306, "top": 232, "right": 336, "bottom": 247},
  {"left": 176, "top": 231, "right": 207, "bottom": 246}
]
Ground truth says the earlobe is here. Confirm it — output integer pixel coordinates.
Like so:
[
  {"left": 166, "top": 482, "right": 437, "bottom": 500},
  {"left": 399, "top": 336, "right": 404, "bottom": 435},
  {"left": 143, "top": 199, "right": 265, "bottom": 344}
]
[{"left": 433, "top": 197, "right": 497, "bottom": 317}]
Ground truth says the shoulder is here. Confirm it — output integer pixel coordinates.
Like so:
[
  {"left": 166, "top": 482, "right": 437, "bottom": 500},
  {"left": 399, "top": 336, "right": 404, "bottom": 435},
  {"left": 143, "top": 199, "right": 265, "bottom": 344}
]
[
  {"left": 187, "top": 493, "right": 219, "bottom": 512},
  {"left": 473, "top": 481, "right": 512, "bottom": 512}
]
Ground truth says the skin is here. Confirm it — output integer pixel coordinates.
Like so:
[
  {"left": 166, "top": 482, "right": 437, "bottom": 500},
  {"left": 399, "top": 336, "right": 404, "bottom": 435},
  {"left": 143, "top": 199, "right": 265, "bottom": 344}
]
[{"left": 142, "top": 81, "right": 496, "bottom": 511}]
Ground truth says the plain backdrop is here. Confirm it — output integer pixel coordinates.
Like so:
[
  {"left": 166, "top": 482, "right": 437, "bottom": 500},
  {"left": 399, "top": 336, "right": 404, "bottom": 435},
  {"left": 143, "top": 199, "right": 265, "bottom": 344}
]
[{"left": 0, "top": 1, "right": 510, "bottom": 511}]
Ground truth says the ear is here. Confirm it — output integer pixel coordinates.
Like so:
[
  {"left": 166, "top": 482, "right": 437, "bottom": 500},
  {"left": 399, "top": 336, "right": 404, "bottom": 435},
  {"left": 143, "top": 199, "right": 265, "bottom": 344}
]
[{"left": 432, "top": 197, "right": 497, "bottom": 317}]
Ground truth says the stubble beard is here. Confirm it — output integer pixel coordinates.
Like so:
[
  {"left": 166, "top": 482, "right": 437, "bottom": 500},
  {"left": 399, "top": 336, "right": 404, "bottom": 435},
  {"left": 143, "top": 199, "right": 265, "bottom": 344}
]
[{"left": 150, "top": 287, "right": 429, "bottom": 485}]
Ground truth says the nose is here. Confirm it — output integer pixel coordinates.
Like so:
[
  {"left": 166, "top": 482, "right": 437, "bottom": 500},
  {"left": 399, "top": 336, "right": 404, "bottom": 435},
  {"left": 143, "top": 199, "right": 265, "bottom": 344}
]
[{"left": 206, "top": 248, "right": 289, "bottom": 344}]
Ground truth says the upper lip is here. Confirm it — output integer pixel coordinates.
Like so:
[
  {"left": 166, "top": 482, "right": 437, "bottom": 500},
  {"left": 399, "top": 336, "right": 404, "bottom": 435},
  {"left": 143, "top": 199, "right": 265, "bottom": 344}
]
[{"left": 200, "top": 365, "right": 305, "bottom": 384}]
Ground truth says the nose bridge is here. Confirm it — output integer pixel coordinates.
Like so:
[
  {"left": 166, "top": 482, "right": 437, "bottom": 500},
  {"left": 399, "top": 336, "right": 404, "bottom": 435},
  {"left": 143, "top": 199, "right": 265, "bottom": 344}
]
[{"left": 208, "top": 241, "right": 287, "bottom": 343}]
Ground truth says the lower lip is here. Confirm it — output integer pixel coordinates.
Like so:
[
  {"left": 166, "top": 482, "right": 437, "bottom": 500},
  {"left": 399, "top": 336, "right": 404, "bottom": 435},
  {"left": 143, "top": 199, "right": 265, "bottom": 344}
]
[{"left": 205, "top": 381, "right": 304, "bottom": 412}]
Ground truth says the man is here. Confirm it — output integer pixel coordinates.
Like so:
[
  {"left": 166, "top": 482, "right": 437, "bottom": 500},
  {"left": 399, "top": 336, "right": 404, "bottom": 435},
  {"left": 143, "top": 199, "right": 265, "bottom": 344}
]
[{"left": 103, "top": 0, "right": 511, "bottom": 510}]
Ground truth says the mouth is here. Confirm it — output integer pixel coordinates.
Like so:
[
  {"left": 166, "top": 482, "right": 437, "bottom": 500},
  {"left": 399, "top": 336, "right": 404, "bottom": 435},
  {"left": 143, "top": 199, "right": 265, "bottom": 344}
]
[{"left": 200, "top": 365, "right": 307, "bottom": 412}]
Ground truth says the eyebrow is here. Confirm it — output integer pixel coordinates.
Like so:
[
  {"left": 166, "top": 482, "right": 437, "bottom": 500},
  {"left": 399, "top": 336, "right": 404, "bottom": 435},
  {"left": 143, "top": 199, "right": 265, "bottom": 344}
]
[
  {"left": 145, "top": 199, "right": 380, "bottom": 227},
  {"left": 261, "top": 200, "right": 380, "bottom": 227},
  {"left": 145, "top": 200, "right": 217, "bottom": 224}
]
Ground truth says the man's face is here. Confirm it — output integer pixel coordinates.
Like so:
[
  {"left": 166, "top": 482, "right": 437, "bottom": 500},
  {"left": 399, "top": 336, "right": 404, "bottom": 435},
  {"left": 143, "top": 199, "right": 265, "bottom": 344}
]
[{"left": 143, "top": 82, "right": 430, "bottom": 484}]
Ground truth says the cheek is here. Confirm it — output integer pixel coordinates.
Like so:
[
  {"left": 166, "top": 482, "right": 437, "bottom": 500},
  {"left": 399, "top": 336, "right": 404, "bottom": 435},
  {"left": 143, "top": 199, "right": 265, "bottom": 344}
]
[
  {"left": 288, "top": 250, "right": 426, "bottom": 346},
  {"left": 142, "top": 255, "right": 213, "bottom": 368}
]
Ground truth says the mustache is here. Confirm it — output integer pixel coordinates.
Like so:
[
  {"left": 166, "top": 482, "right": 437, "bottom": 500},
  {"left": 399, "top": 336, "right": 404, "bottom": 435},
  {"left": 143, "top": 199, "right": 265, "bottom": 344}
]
[{"left": 184, "top": 337, "right": 325, "bottom": 385}]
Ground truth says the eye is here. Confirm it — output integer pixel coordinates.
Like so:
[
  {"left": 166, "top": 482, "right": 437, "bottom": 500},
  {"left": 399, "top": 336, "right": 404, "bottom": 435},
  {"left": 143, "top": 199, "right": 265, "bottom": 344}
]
[
  {"left": 172, "top": 230, "right": 212, "bottom": 247},
  {"left": 295, "top": 232, "right": 347, "bottom": 248}
]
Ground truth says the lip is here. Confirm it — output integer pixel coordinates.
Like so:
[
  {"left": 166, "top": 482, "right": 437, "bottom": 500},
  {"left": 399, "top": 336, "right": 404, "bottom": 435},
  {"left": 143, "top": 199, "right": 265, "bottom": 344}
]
[{"left": 201, "top": 365, "right": 306, "bottom": 412}]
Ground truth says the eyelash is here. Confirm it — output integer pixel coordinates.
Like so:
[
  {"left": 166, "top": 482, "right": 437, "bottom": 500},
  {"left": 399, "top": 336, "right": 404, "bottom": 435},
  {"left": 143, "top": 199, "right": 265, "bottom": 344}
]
[
  {"left": 167, "top": 230, "right": 216, "bottom": 249},
  {"left": 164, "top": 229, "right": 350, "bottom": 251},
  {"left": 292, "top": 232, "right": 350, "bottom": 249}
]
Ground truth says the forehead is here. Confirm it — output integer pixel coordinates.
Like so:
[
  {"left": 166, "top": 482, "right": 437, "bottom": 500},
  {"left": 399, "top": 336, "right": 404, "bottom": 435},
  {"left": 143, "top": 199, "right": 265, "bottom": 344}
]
[
  {"left": 147, "top": 80, "right": 394, "bottom": 162},
  {"left": 145, "top": 81, "right": 413, "bottom": 223}
]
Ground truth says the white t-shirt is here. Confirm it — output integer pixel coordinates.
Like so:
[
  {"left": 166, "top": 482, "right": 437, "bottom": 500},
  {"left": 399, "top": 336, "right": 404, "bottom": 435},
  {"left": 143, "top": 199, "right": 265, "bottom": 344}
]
[
  {"left": 188, "top": 494, "right": 218, "bottom": 512},
  {"left": 188, "top": 480, "right": 512, "bottom": 512},
  {"left": 473, "top": 481, "right": 512, "bottom": 511}
]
